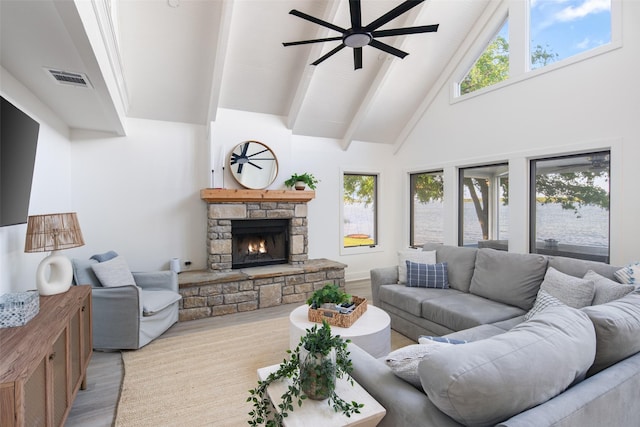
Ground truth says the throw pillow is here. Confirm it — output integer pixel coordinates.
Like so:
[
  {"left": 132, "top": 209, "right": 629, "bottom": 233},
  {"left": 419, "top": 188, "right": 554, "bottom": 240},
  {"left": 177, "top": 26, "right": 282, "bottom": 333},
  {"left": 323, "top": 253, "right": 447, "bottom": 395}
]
[
  {"left": 406, "top": 261, "right": 449, "bottom": 289},
  {"left": 418, "top": 306, "right": 596, "bottom": 427},
  {"left": 581, "top": 291, "right": 640, "bottom": 376},
  {"left": 524, "top": 289, "right": 566, "bottom": 321},
  {"left": 385, "top": 342, "right": 451, "bottom": 389},
  {"left": 614, "top": 262, "right": 640, "bottom": 284},
  {"left": 540, "top": 267, "right": 595, "bottom": 308},
  {"left": 397, "top": 249, "right": 436, "bottom": 284},
  {"left": 418, "top": 336, "right": 468, "bottom": 344},
  {"left": 584, "top": 270, "right": 635, "bottom": 305},
  {"left": 91, "top": 256, "right": 137, "bottom": 288},
  {"left": 90, "top": 250, "right": 119, "bottom": 262}
]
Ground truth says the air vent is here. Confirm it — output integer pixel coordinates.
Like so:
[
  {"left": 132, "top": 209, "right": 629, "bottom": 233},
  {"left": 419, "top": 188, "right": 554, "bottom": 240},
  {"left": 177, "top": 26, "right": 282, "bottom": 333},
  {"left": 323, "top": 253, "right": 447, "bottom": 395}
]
[{"left": 44, "top": 68, "right": 93, "bottom": 89}]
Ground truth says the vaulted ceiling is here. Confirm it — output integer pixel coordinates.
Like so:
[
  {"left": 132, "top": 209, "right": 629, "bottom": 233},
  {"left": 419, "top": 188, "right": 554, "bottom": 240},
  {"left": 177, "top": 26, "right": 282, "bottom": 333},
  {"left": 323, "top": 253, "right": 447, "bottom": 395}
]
[{"left": 1, "top": 0, "right": 493, "bottom": 148}]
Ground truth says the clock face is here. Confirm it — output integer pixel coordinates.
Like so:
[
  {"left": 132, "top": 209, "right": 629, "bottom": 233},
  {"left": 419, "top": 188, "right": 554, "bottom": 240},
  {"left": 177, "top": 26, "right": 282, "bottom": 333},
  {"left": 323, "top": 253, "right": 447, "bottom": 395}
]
[{"left": 228, "top": 141, "right": 278, "bottom": 189}]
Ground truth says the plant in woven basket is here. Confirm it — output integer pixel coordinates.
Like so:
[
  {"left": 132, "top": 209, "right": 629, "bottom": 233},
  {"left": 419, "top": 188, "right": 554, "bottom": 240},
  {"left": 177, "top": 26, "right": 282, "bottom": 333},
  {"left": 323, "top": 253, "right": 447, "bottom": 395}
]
[
  {"left": 306, "top": 283, "right": 351, "bottom": 309},
  {"left": 247, "top": 321, "right": 364, "bottom": 426}
]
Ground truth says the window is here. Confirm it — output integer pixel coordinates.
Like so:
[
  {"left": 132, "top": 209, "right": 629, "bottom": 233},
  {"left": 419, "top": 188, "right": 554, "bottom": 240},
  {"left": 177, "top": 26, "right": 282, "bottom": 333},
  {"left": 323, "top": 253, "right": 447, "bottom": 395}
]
[
  {"left": 529, "top": 0, "right": 611, "bottom": 70},
  {"left": 459, "top": 164, "right": 509, "bottom": 248},
  {"left": 410, "top": 171, "right": 444, "bottom": 247},
  {"left": 343, "top": 173, "right": 377, "bottom": 248},
  {"left": 530, "top": 151, "right": 610, "bottom": 263},
  {"left": 460, "top": 19, "right": 509, "bottom": 95}
]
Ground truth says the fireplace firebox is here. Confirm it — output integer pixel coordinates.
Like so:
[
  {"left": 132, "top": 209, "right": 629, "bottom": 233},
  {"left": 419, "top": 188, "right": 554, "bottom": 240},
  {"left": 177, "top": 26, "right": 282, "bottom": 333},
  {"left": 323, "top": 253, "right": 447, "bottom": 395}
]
[{"left": 231, "top": 219, "right": 289, "bottom": 269}]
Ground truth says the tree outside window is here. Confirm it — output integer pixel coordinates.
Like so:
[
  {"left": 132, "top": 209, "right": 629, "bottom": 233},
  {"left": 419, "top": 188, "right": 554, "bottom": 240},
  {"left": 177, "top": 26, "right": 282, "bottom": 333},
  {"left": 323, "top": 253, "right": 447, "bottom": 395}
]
[{"left": 343, "top": 174, "right": 377, "bottom": 248}]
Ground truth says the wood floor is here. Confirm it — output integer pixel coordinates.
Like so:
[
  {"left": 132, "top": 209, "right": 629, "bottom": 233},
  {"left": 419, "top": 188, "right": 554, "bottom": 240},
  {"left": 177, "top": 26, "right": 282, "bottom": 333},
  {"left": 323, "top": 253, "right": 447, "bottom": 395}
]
[{"left": 65, "top": 280, "right": 413, "bottom": 426}]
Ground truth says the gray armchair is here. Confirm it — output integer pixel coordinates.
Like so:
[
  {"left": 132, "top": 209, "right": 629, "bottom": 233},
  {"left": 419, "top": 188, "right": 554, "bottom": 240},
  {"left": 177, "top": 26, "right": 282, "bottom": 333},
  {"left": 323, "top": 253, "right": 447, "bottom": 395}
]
[{"left": 72, "top": 256, "right": 181, "bottom": 350}]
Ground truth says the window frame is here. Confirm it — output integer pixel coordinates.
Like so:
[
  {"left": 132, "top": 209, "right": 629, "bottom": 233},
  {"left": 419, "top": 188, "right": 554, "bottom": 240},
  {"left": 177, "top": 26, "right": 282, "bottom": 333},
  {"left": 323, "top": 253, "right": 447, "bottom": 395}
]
[
  {"left": 451, "top": 0, "right": 622, "bottom": 102},
  {"left": 529, "top": 150, "right": 611, "bottom": 263},
  {"left": 409, "top": 170, "right": 444, "bottom": 248},
  {"left": 457, "top": 163, "right": 509, "bottom": 248},
  {"left": 340, "top": 170, "right": 383, "bottom": 256}
]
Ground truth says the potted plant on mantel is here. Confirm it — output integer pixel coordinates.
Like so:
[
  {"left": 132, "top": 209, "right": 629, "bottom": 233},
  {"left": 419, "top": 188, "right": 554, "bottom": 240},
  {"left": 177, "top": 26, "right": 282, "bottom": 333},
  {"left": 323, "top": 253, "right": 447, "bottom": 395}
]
[
  {"left": 284, "top": 172, "right": 319, "bottom": 191},
  {"left": 247, "top": 321, "right": 364, "bottom": 426}
]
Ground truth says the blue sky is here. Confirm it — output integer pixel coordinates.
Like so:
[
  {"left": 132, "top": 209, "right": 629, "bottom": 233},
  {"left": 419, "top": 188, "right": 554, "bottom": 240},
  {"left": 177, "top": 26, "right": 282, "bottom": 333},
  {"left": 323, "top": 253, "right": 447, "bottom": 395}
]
[{"left": 529, "top": 0, "right": 611, "bottom": 61}]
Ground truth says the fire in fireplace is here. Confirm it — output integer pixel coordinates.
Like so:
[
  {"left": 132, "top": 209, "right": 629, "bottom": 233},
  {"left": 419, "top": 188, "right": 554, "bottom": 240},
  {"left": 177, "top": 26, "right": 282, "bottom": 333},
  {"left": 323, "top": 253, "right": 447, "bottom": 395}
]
[{"left": 231, "top": 219, "right": 289, "bottom": 268}]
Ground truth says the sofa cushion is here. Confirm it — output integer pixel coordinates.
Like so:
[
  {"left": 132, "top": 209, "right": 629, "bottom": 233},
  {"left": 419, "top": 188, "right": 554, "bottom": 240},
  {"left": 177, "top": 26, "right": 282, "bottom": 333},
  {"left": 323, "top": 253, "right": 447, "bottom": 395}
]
[
  {"left": 398, "top": 249, "right": 436, "bottom": 284},
  {"left": 418, "top": 306, "right": 596, "bottom": 427},
  {"left": 524, "top": 289, "right": 565, "bottom": 321},
  {"left": 421, "top": 293, "right": 525, "bottom": 332},
  {"left": 406, "top": 261, "right": 449, "bottom": 288},
  {"left": 72, "top": 258, "right": 101, "bottom": 287},
  {"left": 91, "top": 256, "right": 137, "bottom": 288},
  {"left": 378, "top": 284, "right": 461, "bottom": 317},
  {"left": 549, "top": 255, "right": 620, "bottom": 281},
  {"left": 385, "top": 342, "right": 453, "bottom": 389},
  {"left": 141, "top": 289, "right": 182, "bottom": 316},
  {"left": 584, "top": 270, "right": 635, "bottom": 305},
  {"left": 423, "top": 243, "right": 477, "bottom": 292},
  {"left": 582, "top": 291, "right": 640, "bottom": 375},
  {"left": 540, "top": 267, "right": 595, "bottom": 308},
  {"left": 469, "top": 248, "right": 547, "bottom": 310}
]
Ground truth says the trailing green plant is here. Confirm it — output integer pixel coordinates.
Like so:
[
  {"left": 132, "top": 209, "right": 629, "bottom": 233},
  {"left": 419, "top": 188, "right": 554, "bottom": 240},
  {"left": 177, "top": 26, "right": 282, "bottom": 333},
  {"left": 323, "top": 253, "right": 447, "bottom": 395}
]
[
  {"left": 247, "top": 321, "right": 364, "bottom": 426},
  {"left": 284, "top": 172, "right": 319, "bottom": 190},
  {"left": 306, "top": 283, "right": 351, "bottom": 308}
]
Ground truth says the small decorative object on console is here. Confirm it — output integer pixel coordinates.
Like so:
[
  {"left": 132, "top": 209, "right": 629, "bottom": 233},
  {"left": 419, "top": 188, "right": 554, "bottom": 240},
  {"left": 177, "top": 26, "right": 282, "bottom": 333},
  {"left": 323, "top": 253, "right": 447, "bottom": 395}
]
[{"left": 0, "top": 291, "right": 39, "bottom": 328}]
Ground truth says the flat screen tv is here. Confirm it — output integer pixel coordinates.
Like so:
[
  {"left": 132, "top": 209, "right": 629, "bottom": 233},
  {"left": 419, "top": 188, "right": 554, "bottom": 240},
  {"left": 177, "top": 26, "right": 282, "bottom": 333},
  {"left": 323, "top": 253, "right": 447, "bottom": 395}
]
[{"left": 1, "top": 96, "right": 40, "bottom": 227}]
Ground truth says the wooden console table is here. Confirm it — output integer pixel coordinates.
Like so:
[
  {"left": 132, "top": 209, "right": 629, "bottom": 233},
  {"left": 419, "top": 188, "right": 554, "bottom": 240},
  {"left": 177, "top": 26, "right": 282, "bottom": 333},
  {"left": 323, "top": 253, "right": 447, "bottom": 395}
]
[{"left": 0, "top": 286, "right": 92, "bottom": 427}]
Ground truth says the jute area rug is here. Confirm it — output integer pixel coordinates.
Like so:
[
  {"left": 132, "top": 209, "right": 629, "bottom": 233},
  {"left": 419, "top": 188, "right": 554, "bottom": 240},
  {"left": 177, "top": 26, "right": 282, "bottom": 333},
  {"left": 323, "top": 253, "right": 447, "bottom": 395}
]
[{"left": 115, "top": 316, "right": 290, "bottom": 427}]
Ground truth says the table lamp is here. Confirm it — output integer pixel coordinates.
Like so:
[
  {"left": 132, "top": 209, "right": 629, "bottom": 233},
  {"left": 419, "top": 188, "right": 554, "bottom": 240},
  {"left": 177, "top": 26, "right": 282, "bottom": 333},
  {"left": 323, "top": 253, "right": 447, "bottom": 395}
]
[{"left": 24, "top": 212, "right": 85, "bottom": 295}]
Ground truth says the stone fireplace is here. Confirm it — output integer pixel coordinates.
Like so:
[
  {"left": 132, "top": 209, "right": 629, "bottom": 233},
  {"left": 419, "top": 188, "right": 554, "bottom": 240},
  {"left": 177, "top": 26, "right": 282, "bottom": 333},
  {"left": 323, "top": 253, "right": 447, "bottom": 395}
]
[
  {"left": 205, "top": 193, "right": 310, "bottom": 271},
  {"left": 176, "top": 189, "right": 347, "bottom": 322}
]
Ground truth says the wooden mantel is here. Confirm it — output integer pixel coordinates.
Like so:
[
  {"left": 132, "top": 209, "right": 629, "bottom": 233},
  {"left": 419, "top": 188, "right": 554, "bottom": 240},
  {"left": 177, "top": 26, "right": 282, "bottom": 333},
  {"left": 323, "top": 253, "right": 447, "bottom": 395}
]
[{"left": 200, "top": 188, "right": 315, "bottom": 203}]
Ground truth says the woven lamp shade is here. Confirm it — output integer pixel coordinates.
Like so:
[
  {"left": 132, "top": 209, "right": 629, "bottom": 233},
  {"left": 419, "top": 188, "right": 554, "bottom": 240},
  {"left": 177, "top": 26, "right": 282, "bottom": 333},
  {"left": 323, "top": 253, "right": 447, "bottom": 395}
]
[{"left": 24, "top": 212, "right": 85, "bottom": 253}]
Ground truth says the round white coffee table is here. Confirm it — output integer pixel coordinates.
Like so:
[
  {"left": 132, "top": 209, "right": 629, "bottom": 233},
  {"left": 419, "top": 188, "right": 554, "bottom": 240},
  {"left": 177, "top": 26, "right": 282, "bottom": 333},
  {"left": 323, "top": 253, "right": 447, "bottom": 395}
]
[{"left": 289, "top": 304, "right": 391, "bottom": 358}]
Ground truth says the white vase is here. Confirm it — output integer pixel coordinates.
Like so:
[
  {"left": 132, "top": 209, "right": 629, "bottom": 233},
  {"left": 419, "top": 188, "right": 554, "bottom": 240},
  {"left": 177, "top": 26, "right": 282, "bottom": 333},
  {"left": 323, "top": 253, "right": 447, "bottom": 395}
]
[{"left": 294, "top": 181, "right": 306, "bottom": 190}]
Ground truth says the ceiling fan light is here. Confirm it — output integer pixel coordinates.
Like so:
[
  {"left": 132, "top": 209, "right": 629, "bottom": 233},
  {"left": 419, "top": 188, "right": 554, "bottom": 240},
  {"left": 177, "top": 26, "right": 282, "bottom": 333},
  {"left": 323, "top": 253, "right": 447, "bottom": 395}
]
[{"left": 344, "top": 33, "right": 371, "bottom": 48}]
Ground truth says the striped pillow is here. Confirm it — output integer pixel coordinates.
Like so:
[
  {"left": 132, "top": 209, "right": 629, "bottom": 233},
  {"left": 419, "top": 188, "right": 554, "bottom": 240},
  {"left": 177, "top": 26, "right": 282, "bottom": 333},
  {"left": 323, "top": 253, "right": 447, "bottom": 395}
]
[{"left": 406, "top": 261, "right": 449, "bottom": 289}]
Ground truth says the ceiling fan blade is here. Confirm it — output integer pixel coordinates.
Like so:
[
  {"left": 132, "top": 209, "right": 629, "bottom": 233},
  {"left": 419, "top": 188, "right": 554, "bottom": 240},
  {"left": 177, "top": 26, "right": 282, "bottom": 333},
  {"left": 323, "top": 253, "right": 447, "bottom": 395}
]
[
  {"left": 353, "top": 47, "right": 363, "bottom": 70},
  {"left": 369, "top": 39, "right": 409, "bottom": 59},
  {"left": 372, "top": 24, "right": 439, "bottom": 38},
  {"left": 283, "top": 36, "right": 343, "bottom": 47},
  {"left": 289, "top": 9, "right": 346, "bottom": 34},
  {"left": 366, "top": 0, "right": 425, "bottom": 31},
  {"left": 349, "top": 0, "right": 362, "bottom": 29},
  {"left": 311, "top": 44, "right": 346, "bottom": 66}
]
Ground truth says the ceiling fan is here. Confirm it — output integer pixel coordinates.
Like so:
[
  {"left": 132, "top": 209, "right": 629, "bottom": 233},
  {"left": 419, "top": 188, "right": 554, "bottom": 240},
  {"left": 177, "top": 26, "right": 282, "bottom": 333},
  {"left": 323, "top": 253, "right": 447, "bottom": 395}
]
[{"left": 283, "top": 0, "right": 438, "bottom": 70}]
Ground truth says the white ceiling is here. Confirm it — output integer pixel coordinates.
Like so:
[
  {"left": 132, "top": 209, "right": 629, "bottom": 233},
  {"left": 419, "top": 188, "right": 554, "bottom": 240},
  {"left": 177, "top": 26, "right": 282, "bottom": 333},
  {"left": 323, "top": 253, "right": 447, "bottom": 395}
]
[{"left": 1, "top": 0, "right": 492, "bottom": 147}]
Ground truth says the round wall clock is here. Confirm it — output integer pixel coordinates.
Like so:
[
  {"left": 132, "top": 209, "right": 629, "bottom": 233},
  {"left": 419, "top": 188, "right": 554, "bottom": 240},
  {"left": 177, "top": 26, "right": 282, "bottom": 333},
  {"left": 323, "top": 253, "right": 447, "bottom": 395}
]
[{"left": 228, "top": 141, "right": 279, "bottom": 189}]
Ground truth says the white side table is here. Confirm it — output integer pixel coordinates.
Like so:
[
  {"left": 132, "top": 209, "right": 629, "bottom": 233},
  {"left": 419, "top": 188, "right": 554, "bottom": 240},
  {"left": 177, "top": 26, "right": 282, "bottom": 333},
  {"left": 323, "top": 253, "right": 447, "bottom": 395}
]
[
  {"left": 289, "top": 304, "right": 391, "bottom": 358},
  {"left": 257, "top": 364, "right": 386, "bottom": 427}
]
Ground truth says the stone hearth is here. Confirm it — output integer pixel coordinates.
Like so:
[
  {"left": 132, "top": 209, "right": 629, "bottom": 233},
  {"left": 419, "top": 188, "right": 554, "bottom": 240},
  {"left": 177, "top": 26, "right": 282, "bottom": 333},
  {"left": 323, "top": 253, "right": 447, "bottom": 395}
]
[{"left": 178, "top": 259, "right": 346, "bottom": 321}]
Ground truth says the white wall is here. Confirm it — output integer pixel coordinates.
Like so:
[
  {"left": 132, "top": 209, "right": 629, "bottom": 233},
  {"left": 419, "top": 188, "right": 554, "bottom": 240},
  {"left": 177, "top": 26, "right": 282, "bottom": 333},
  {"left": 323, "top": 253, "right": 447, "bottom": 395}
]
[
  {"left": 211, "top": 109, "right": 399, "bottom": 281},
  {"left": 70, "top": 118, "right": 209, "bottom": 272},
  {"left": 395, "top": 1, "right": 640, "bottom": 265},
  {"left": 0, "top": 67, "right": 74, "bottom": 294}
]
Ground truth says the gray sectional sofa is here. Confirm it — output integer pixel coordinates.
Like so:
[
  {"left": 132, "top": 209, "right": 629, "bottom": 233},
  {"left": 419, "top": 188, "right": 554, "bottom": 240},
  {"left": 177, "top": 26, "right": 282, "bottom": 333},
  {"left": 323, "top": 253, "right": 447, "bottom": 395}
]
[{"left": 348, "top": 244, "right": 640, "bottom": 426}]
